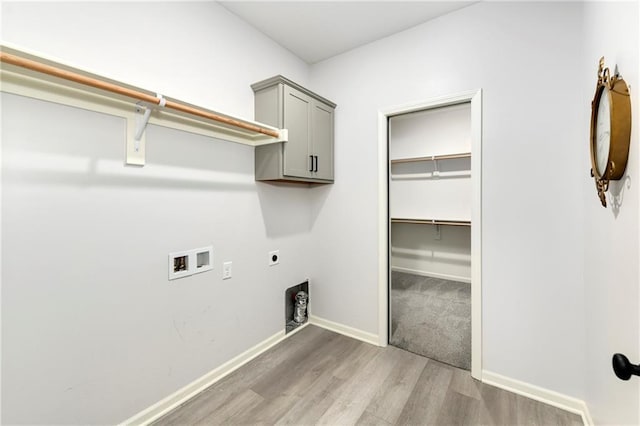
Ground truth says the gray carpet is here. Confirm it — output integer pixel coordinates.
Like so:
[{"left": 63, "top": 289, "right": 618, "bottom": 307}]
[{"left": 390, "top": 271, "right": 471, "bottom": 370}]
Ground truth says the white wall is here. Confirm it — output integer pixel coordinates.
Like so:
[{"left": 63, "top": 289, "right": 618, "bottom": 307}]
[
  {"left": 0, "top": 1, "right": 309, "bottom": 120},
  {"left": 389, "top": 104, "right": 472, "bottom": 222},
  {"left": 389, "top": 104, "right": 472, "bottom": 281},
  {"left": 582, "top": 2, "right": 640, "bottom": 424},
  {"left": 1, "top": 2, "right": 312, "bottom": 424},
  {"left": 389, "top": 103, "right": 471, "bottom": 160},
  {"left": 309, "top": 1, "right": 586, "bottom": 399},
  {"left": 391, "top": 223, "right": 471, "bottom": 282}
]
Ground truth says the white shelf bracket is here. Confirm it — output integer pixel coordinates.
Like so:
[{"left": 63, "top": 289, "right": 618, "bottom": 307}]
[
  {"left": 432, "top": 156, "right": 440, "bottom": 177},
  {"left": 134, "top": 103, "right": 152, "bottom": 143},
  {"left": 126, "top": 94, "right": 165, "bottom": 166}
]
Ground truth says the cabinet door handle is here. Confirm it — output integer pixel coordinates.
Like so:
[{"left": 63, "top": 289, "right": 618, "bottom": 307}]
[
  {"left": 309, "top": 155, "right": 314, "bottom": 172},
  {"left": 314, "top": 155, "right": 319, "bottom": 172}
]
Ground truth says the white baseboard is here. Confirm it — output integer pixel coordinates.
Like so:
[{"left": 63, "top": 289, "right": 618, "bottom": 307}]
[
  {"left": 391, "top": 266, "right": 471, "bottom": 284},
  {"left": 119, "top": 323, "right": 310, "bottom": 426},
  {"left": 309, "top": 314, "right": 380, "bottom": 346},
  {"left": 482, "top": 370, "right": 592, "bottom": 426}
]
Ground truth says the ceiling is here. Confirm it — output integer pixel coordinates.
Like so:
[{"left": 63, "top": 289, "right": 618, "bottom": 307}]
[{"left": 219, "top": 1, "right": 476, "bottom": 64}]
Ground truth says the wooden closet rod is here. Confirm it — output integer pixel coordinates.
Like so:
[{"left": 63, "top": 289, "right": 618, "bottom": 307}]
[{"left": 0, "top": 51, "right": 280, "bottom": 138}]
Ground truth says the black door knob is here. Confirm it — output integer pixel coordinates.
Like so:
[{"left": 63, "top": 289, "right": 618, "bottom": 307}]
[{"left": 612, "top": 353, "right": 640, "bottom": 381}]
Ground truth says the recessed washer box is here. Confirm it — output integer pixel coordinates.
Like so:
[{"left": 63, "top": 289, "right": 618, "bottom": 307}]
[{"left": 169, "top": 246, "right": 213, "bottom": 280}]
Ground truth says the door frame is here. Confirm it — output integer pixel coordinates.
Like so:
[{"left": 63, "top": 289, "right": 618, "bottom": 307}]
[{"left": 377, "top": 89, "right": 483, "bottom": 379}]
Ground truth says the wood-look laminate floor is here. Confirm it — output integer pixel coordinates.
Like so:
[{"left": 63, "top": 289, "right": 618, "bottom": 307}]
[{"left": 154, "top": 325, "right": 583, "bottom": 426}]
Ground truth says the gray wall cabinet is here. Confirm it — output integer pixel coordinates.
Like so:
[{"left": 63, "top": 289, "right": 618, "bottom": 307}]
[{"left": 252, "top": 76, "right": 336, "bottom": 183}]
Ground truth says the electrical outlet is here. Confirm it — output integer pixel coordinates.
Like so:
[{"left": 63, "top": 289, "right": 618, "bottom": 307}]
[
  {"left": 269, "top": 250, "right": 280, "bottom": 266},
  {"left": 223, "top": 261, "right": 232, "bottom": 279}
]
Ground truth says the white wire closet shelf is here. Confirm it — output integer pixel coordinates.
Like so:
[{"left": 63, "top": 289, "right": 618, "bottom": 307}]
[
  {"left": 390, "top": 152, "right": 471, "bottom": 180},
  {"left": 391, "top": 218, "right": 471, "bottom": 226},
  {"left": 0, "top": 44, "right": 288, "bottom": 166},
  {"left": 390, "top": 152, "right": 471, "bottom": 164}
]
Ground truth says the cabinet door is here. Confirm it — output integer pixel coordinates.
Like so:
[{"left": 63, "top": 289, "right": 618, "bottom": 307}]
[
  {"left": 312, "top": 101, "right": 334, "bottom": 180},
  {"left": 283, "top": 86, "right": 312, "bottom": 178}
]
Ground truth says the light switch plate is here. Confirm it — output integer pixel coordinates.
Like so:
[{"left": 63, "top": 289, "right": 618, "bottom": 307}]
[{"left": 223, "top": 261, "right": 232, "bottom": 279}]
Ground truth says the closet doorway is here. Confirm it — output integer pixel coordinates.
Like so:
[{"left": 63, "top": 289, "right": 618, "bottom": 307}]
[{"left": 377, "top": 91, "right": 482, "bottom": 379}]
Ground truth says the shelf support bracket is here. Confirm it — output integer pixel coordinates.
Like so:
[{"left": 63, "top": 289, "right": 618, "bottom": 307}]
[
  {"left": 126, "top": 94, "right": 165, "bottom": 166},
  {"left": 432, "top": 156, "right": 440, "bottom": 177},
  {"left": 134, "top": 103, "right": 152, "bottom": 143}
]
